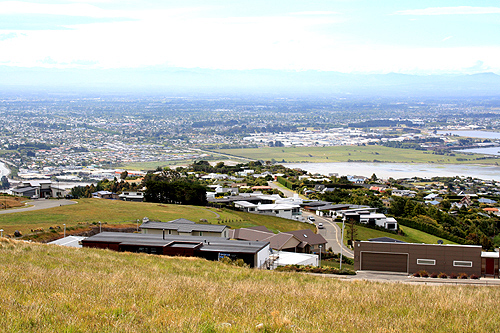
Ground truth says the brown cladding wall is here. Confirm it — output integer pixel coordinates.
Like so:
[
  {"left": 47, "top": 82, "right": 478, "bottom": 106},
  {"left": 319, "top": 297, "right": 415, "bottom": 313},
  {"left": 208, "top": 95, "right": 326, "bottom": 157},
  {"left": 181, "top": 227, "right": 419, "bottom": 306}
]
[{"left": 354, "top": 241, "right": 482, "bottom": 276}]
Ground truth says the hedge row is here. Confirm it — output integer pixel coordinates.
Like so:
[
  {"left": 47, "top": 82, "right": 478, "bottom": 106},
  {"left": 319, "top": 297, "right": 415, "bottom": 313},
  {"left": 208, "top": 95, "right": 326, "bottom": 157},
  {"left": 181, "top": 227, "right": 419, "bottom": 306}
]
[{"left": 277, "top": 176, "right": 294, "bottom": 190}]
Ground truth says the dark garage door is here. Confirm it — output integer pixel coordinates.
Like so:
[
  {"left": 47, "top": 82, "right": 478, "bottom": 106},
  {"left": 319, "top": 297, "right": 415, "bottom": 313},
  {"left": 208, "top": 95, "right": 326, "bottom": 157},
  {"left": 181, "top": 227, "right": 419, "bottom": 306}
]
[{"left": 361, "top": 252, "right": 408, "bottom": 273}]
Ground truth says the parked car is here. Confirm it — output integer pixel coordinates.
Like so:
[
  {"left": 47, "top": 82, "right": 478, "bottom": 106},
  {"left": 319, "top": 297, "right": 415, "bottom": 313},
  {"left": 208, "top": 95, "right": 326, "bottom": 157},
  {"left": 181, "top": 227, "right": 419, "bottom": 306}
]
[{"left": 318, "top": 222, "right": 324, "bottom": 229}]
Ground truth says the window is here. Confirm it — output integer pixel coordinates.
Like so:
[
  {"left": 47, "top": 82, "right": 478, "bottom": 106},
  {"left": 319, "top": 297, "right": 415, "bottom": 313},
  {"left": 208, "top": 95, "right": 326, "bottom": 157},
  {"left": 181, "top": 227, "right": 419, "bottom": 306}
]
[
  {"left": 453, "top": 261, "right": 473, "bottom": 267},
  {"left": 417, "top": 259, "right": 436, "bottom": 265}
]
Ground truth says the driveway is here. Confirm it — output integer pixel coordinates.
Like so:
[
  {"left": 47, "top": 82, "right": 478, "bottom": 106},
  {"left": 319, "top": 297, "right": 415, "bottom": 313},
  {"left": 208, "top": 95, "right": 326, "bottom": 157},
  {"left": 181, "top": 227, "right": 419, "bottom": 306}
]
[
  {"left": 268, "top": 181, "right": 298, "bottom": 198},
  {"left": 302, "top": 211, "right": 354, "bottom": 258},
  {"left": 0, "top": 199, "right": 77, "bottom": 215}
]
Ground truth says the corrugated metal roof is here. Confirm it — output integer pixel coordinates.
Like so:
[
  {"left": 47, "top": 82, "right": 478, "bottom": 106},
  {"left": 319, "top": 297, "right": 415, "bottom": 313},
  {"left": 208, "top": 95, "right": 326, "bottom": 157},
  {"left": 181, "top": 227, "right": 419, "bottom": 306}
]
[{"left": 82, "top": 232, "right": 268, "bottom": 254}]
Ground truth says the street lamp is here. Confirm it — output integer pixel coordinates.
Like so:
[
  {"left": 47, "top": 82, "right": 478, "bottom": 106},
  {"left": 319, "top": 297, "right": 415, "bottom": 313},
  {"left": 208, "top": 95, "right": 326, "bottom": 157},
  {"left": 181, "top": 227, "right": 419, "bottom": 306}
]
[
  {"left": 136, "top": 219, "right": 139, "bottom": 232},
  {"left": 99, "top": 221, "right": 102, "bottom": 233},
  {"left": 340, "top": 219, "right": 346, "bottom": 270},
  {"left": 63, "top": 224, "right": 66, "bottom": 238},
  {"left": 319, "top": 245, "right": 322, "bottom": 267}
]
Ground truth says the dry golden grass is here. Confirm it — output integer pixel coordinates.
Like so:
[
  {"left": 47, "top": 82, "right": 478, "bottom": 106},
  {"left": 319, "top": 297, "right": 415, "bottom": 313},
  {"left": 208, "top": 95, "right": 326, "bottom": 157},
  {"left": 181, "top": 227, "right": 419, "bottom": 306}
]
[
  {"left": 1, "top": 238, "right": 499, "bottom": 332},
  {"left": 0, "top": 195, "right": 25, "bottom": 209}
]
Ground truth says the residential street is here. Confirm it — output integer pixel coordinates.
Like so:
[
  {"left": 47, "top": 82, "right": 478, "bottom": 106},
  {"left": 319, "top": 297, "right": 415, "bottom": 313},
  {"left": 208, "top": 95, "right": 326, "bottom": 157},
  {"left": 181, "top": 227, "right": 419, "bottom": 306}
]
[
  {"left": 0, "top": 199, "right": 77, "bottom": 215},
  {"left": 302, "top": 211, "right": 354, "bottom": 258},
  {"left": 268, "top": 181, "right": 354, "bottom": 258}
]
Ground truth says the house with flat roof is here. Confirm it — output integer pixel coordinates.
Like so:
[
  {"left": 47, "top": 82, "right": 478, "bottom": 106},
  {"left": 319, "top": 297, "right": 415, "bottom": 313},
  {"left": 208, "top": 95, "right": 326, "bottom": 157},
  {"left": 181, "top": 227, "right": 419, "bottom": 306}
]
[
  {"left": 234, "top": 201, "right": 302, "bottom": 220},
  {"left": 81, "top": 232, "right": 270, "bottom": 268},
  {"left": 140, "top": 218, "right": 229, "bottom": 238},
  {"left": 343, "top": 211, "right": 398, "bottom": 231},
  {"left": 354, "top": 240, "right": 482, "bottom": 276},
  {"left": 118, "top": 191, "right": 144, "bottom": 202}
]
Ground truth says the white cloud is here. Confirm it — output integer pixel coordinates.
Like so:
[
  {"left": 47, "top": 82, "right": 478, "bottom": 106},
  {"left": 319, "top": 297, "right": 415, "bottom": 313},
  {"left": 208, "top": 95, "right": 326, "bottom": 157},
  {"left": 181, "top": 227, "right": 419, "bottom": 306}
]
[
  {"left": 442, "top": 36, "right": 453, "bottom": 42},
  {"left": 0, "top": 1, "right": 203, "bottom": 19},
  {"left": 1, "top": 2, "right": 500, "bottom": 74},
  {"left": 289, "top": 11, "right": 340, "bottom": 16},
  {"left": 395, "top": 6, "right": 500, "bottom": 16}
]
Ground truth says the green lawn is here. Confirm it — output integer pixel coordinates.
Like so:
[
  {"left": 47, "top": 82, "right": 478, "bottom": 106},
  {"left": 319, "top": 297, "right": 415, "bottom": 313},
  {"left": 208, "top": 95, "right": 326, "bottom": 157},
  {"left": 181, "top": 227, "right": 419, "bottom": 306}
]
[
  {"left": 212, "top": 145, "right": 498, "bottom": 164},
  {"left": 338, "top": 222, "right": 457, "bottom": 245},
  {"left": 0, "top": 198, "right": 315, "bottom": 236},
  {"left": 118, "top": 157, "right": 232, "bottom": 171}
]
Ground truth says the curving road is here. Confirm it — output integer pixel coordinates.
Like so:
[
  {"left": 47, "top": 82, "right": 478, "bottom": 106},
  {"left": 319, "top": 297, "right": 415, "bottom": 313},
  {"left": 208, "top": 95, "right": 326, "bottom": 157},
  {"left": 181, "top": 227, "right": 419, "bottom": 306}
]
[
  {"left": 267, "top": 180, "right": 354, "bottom": 258},
  {"left": 0, "top": 199, "right": 77, "bottom": 215},
  {"left": 302, "top": 211, "right": 354, "bottom": 258}
]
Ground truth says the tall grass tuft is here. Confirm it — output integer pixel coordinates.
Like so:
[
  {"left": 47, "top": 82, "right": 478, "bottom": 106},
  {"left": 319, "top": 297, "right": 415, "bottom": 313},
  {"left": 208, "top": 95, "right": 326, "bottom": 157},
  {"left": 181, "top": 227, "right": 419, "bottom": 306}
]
[{"left": 1, "top": 238, "right": 500, "bottom": 332}]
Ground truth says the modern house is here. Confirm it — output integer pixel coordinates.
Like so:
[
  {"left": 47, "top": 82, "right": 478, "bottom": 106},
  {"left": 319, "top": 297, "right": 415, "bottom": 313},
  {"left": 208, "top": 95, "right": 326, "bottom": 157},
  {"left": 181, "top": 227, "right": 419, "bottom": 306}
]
[
  {"left": 354, "top": 240, "right": 482, "bottom": 276},
  {"left": 12, "top": 180, "right": 53, "bottom": 198},
  {"left": 81, "top": 232, "right": 270, "bottom": 268},
  {"left": 233, "top": 201, "right": 302, "bottom": 220},
  {"left": 92, "top": 191, "right": 119, "bottom": 199},
  {"left": 118, "top": 191, "right": 145, "bottom": 202},
  {"left": 140, "top": 218, "right": 229, "bottom": 238}
]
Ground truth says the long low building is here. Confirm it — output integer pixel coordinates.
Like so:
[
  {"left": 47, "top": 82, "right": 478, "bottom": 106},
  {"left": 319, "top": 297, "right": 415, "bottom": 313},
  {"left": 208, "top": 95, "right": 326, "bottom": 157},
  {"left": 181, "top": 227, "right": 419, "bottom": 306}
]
[
  {"left": 81, "top": 232, "right": 270, "bottom": 268},
  {"left": 354, "top": 240, "right": 482, "bottom": 276}
]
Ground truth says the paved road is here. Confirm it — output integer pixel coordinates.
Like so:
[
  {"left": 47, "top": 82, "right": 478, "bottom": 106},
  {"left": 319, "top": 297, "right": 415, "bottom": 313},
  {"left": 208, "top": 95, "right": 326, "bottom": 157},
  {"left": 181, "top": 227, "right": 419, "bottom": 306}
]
[
  {"left": 268, "top": 181, "right": 298, "bottom": 198},
  {"left": 0, "top": 199, "right": 77, "bottom": 215},
  {"left": 302, "top": 211, "right": 354, "bottom": 258},
  {"left": 318, "top": 270, "right": 500, "bottom": 285},
  {"left": 267, "top": 181, "right": 353, "bottom": 258}
]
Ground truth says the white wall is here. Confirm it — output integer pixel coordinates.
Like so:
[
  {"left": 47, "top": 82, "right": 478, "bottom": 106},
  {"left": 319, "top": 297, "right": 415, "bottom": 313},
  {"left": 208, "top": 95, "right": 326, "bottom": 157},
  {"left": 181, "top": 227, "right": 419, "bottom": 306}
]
[{"left": 256, "top": 244, "right": 270, "bottom": 268}]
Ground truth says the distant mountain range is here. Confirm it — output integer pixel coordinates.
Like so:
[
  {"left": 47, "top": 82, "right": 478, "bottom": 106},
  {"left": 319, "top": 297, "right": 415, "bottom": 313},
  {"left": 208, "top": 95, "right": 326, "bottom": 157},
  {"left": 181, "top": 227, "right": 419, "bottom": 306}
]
[{"left": 1, "top": 66, "right": 500, "bottom": 97}]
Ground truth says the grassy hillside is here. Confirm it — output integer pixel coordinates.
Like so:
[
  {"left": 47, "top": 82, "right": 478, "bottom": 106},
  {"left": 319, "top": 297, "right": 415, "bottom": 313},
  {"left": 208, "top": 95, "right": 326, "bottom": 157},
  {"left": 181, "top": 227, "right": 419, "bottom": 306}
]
[
  {"left": 1, "top": 238, "right": 498, "bottom": 332},
  {"left": 212, "top": 145, "right": 498, "bottom": 164},
  {"left": 339, "top": 223, "right": 457, "bottom": 245},
  {"left": 0, "top": 198, "right": 315, "bottom": 236}
]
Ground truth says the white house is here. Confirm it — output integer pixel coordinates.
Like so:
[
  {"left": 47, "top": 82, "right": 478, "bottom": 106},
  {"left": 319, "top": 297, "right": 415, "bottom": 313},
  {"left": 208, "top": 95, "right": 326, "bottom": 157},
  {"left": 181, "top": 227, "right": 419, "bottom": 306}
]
[
  {"left": 344, "top": 212, "right": 398, "bottom": 231},
  {"left": 118, "top": 191, "right": 144, "bottom": 202},
  {"left": 234, "top": 201, "right": 302, "bottom": 220}
]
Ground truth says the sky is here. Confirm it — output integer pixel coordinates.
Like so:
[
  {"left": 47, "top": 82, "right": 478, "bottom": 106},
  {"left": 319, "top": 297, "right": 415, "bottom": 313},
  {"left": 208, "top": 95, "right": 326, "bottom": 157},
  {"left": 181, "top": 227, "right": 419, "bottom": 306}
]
[{"left": 1, "top": 0, "right": 500, "bottom": 75}]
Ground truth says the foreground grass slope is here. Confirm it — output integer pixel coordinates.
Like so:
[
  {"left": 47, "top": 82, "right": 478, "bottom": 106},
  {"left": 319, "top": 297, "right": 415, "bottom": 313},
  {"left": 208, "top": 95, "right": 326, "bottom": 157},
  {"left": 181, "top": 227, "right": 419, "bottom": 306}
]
[
  {"left": 0, "top": 199, "right": 314, "bottom": 235},
  {"left": 1, "top": 238, "right": 499, "bottom": 332},
  {"left": 213, "top": 145, "right": 497, "bottom": 164}
]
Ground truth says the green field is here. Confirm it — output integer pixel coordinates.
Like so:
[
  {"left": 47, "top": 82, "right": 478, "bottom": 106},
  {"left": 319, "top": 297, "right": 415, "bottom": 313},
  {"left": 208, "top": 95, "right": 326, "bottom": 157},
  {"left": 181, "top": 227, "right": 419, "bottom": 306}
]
[
  {"left": 0, "top": 198, "right": 315, "bottom": 236},
  {"left": 212, "top": 145, "right": 499, "bottom": 164},
  {"left": 1, "top": 238, "right": 499, "bottom": 332},
  {"left": 338, "top": 223, "right": 457, "bottom": 245}
]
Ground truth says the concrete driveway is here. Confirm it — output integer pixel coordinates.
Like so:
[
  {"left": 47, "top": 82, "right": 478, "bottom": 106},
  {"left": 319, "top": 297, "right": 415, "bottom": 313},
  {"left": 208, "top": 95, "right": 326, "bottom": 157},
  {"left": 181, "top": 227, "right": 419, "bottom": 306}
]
[
  {"left": 302, "top": 211, "right": 354, "bottom": 258},
  {"left": 0, "top": 199, "right": 77, "bottom": 215}
]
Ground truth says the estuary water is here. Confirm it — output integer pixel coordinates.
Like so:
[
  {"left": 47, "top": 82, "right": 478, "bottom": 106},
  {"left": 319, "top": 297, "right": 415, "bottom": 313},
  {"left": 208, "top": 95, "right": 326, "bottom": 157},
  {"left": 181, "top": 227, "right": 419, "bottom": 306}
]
[
  {"left": 284, "top": 162, "right": 500, "bottom": 181},
  {"left": 436, "top": 130, "right": 500, "bottom": 140}
]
